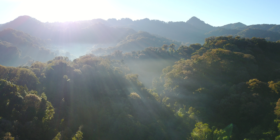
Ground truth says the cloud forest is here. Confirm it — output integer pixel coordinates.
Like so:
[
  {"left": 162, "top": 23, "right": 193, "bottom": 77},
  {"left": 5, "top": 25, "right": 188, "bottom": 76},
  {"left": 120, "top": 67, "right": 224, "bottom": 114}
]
[{"left": 1, "top": 16, "right": 280, "bottom": 140}]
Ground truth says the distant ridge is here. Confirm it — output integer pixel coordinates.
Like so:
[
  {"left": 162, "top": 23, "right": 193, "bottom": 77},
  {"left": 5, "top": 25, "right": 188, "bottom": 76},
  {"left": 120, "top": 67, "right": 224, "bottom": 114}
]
[
  {"left": 186, "top": 16, "right": 207, "bottom": 25},
  {"left": 1, "top": 15, "right": 43, "bottom": 29},
  {"left": 2, "top": 15, "right": 280, "bottom": 43},
  {"left": 0, "top": 15, "right": 44, "bottom": 37},
  {"left": 0, "top": 16, "right": 136, "bottom": 44},
  {"left": 221, "top": 22, "right": 247, "bottom": 29}
]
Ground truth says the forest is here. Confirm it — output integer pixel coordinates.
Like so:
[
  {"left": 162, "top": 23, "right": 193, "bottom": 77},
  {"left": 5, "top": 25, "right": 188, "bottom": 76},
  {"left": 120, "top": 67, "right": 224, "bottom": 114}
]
[{"left": 1, "top": 16, "right": 280, "bottom": 140}]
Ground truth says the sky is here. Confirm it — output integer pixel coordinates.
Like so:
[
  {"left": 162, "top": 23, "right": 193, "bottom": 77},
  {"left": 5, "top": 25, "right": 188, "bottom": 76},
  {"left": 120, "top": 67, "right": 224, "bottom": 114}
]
[{"left": 0, "top": 0, "right": 280, "bottom": 26}]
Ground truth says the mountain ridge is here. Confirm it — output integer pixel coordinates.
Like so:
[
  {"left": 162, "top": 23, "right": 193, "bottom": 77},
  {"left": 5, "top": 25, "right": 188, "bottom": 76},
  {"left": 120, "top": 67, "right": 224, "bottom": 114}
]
[{"left": 2, "top": 16, "right": 280, "bottom": 44}]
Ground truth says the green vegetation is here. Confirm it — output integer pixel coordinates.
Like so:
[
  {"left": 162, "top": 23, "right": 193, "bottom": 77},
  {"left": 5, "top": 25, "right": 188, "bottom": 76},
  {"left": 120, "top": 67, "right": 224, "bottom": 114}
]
[
  {"left": 0, "top": 55, "right": 190, "bottom": 139},
  {"left": 156, "top": 36, "right": 280, "bottom": 139},
  {"left": 1, "top": 36, "right": 280, "bottom": 139}
]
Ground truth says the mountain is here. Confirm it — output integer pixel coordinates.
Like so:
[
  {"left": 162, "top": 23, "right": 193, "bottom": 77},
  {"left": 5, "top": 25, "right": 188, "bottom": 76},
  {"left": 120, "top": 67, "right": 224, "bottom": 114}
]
[
  {"left": 92, "top": 31, "right": 181, "bottom": 55},
  {"left": 103, "top": 16, "right": 280, "bottom": 43},
  {"left": 268, "top": 25, "right": 280, "bottom": 32},
  {"left": 0, "top": 28, "right": 43, "bottom": 46},
  {"left": 205, "top": 27, "right": 280, "bottom": 41},
  {"left": 205, "top": 28, "right": 240, "bottom": 36},
  {"left": 0, "top": 28, "right": 56, "bottom": 66},
  {"left": 186, "top": 16, "right": 214, "bottom": 32},
  {"left": 0, "top": 41, "right": 21, "bottom": 66},
  {"left": 0, "top": 16, "right": 136, "bottom": 44},
  {"left": 2, "top": 16, "right": 280, "bottom": 46},
  {"left": 221, "top": 22, "right": 247, "bottom": 29},
  {"left": 103, "top": 16, "right": 216, "bottom": 43},
  {"left": 238, "top": 28, "right": 280, "bottom": 41},
  {"left": 0, "top": 16, "right": 44, "bottom": 36},
  {"left": 244, "top": 24, "right": 280, "bottom": 34}
]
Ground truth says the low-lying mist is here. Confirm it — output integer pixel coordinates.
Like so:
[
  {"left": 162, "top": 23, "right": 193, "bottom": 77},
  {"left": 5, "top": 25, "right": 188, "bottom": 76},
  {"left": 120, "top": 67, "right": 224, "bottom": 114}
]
[
  {"left": 45, "top": 43, "right": 116, "bottom": 60},
  {"left": 124, "top": 59, "right": 177, "bottom": 88}
]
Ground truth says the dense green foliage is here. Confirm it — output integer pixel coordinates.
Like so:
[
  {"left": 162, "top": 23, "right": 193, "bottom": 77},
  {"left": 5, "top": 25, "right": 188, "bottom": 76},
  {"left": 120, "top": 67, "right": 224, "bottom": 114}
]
[
  {"left": 0, "top": 79, "right": 55, "bottom": 140},
  {"left": 103, "top": 36, "right": 280, "bottom": 139},
  {"left": 155, "top": 36, "right": 280, "bottom": 139},
  {"left": 0, "top": 55, "right": 193, "bottom": 139}
]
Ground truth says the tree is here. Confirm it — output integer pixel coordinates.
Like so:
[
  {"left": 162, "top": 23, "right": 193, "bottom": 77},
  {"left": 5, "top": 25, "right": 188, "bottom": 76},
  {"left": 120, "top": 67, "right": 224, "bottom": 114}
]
[
  {"left": 72, "top": 130, "right": 83, "bottom": 140},
  {"left": 2, "top": 132, "right": 14, "bottom": 140},
  {"left": 268, "top": 81, "right": 280, "bottom": 94},
  {"left": 169, "top": 44, "right": 176, "bottom": 53},
  {"left": 161, "top": 44, "right": 168, "bottom": 51},
  {"left": 0, "top": 65, "right": 8, "bottom": 79},
  {"left": 275, "top": 99, "right": 280, "bottom": 118},
  {"left": 52, "top": 132, "right": 61, "bottom": 140},
  {"left": 191, "top": 122, "right": 212, "bottom": 140},
  {"left": 13, "top": 68, "right": 39, "bottom": 90},
  {"left": 0, "top": 79, "right": 23, "bottom": 119}
]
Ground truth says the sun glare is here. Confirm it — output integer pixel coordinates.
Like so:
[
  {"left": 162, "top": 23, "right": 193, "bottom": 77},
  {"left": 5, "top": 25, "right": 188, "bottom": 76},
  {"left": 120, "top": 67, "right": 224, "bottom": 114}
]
[{"left": 14, "top": 0, "right": 122, "bottom": 22}]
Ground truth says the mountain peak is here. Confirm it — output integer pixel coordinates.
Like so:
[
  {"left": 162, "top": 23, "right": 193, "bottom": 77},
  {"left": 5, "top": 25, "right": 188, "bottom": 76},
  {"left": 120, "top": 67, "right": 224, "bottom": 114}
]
[
  {"left": 15, "top": 15, "right": 32, "bottom": 20},
  {"left": 9, "top": 15, "right": 36, "bottom": 24},
  {"left": 186, "top": 16, "right": 214, "bottom": 31},
  {"left": 186, "top": 16, "right": 205, "bottom": 25},
  {"left": 0, "top": 15, "right": 43, "bottom": 35},
  {"left": 14, "top": 15, "right": 41, "bottom": 23}
]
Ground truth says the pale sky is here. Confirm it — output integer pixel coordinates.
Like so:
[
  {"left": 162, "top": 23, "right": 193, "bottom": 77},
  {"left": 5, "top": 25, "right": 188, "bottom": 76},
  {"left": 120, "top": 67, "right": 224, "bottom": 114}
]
[{"left": 1, "top": 0, "right": 280, "bottom": 26}]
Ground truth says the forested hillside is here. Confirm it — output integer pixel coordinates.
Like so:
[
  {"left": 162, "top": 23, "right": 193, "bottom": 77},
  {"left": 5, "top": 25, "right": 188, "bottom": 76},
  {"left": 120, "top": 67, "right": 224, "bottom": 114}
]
[
  {"left": 2, "top": 35, "right": 280, "bottom": 139},
  {"left": 0, "top": 55, "right": 190, "bottom": 140}
]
